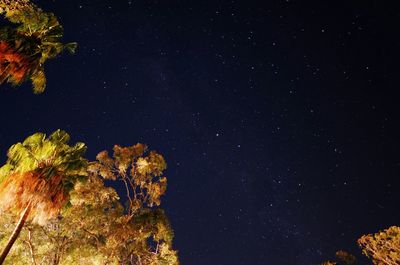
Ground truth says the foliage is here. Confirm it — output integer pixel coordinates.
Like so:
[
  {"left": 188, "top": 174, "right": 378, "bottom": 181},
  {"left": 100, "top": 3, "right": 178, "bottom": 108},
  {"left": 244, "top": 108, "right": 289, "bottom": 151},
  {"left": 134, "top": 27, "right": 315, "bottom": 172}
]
[
  {"left": 319, "top": 226, "right": 400, "bottom": 265},
  {"left": 0, "top": 0, "right": 77, "bottom": 93},
  {"left": 358, "top": 226, "right": 400, "bottom": 265},
  {"left": 335, "top": 250, "right": 356, "bottom": 265},
  {"left": 319, "top": 250, "right": 356, "bottom": 265},
  {"left": 87, "top": 144, "right": 177, "bottom": 264},
  {"left": 88, "top": 143, "right": 168, "bottom": 216},
  {"left": 320, "top": 262, "right": 337, "bottom": 265},
  {"left": 0, "top": 130, "right": 87, "bottom": 225},
  {"left": 0, "top": 140, "right": 179, "bottom": 265}
]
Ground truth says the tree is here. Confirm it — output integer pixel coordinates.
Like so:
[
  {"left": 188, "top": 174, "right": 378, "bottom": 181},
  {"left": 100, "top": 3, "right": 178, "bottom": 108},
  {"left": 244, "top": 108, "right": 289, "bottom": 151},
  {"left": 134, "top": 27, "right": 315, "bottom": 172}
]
[
  {"left": 358, "top": 226, "right": 400, "bottom": 265},
  {"left": 86, "top": 143, "right": 178, "bottom": 264},
  {"left": 0, "top": 140, "right": 179, "bottom": 265},
  {"left": 0, "top": 0, "right": 76, "bottom": 93},
  {"left": 318, "top": 226, "right": 400, "bottom": 265},
  {"left": 0, "top": 172, "right": 121, "bottom": 264},
  {"left": 0, "top": 130, "right": 87, "bottom": 264}
]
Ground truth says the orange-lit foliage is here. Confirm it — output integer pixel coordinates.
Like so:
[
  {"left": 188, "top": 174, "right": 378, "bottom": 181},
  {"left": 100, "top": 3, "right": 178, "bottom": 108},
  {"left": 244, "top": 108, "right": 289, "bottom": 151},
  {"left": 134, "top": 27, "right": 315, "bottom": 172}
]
[
  {"left": 358, "top": 226, "right": 400, "bottom": 265},
  {"left": 0, "top": 41, "right": 35, "bottom": 85},
  {"left": 0, "top": 171, "right": 179, "bottom": 264},
  {"left": 89, "top": 143, "right": 168, "bottom": 216},
  {"left": 335, "top": 250, "right": 356, "bottom": 265},
  {"left": 0, "top": 143, "right": 178, "bottom": 264},
  {"left": 320, "top": 262, "right": 336, "bottom": 265},
  {"left": 0, "top": 0, "right": 30, "bottom": 13},
  {"left": 0, "top": 0, "right": 76, "bottom": 93},
  {"left": 0, "top": 130, "right": 87, "bottom": 263},
  {"left": 0, "top": 171, "right": 67, "bottom": 225},
  {"left": 0, "top": 130, "right": 87, "bottom": 225},
  {"left": 319, "top": 250, "right": 356, "bottom": 265}
]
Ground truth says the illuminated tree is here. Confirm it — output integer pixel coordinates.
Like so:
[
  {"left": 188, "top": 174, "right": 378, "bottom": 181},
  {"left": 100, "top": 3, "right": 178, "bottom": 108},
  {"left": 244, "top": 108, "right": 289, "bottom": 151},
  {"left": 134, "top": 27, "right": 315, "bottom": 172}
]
[
  {"left": 0, "top": 0, "right": 76, "bottom": 93},
  {"left": 0, "top": 130, "right": 87, "bottom": 264},
  {"left": 318, "top": 226, "right": 400, "bottom": 265},
  {"left": 358, "top": 226, "right": 400, "bottom": 265},
  {"left": 0, "top": 141, "right": 179, "bottom": 265},
  {"left": 88, "top": 144, "right": 178, "bottom": 264},
  {"left": 0, "top": 173, "right": 120, "bottom": 264}
]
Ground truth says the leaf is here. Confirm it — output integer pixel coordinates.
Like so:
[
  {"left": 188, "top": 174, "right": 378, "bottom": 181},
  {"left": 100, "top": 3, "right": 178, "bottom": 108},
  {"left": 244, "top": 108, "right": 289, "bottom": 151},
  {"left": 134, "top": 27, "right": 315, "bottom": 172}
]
[
  {"left": 30, "top": 68, "right": 46, "bottom": 93},
  {"left": 64, "top": 42, "right": 77, "bottom": 54}
]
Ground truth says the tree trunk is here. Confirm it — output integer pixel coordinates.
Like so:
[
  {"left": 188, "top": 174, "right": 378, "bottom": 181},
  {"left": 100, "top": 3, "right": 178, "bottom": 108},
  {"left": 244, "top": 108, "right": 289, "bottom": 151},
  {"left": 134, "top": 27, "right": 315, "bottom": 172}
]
[{"left": 0, "top": 202, "right": 32, "bottom": 265}]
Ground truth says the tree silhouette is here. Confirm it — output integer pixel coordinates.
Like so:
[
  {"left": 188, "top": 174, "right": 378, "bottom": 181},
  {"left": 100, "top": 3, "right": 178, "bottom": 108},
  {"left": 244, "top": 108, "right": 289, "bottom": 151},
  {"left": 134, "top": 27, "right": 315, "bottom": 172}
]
[{"left": 0, "top": 130, "right": 87, "bottom": 264}]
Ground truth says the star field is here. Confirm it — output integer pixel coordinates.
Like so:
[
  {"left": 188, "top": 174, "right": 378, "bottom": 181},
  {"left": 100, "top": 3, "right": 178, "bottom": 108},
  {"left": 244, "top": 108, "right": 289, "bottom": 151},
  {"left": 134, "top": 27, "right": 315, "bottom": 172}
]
[{"left": 1, "top": 0, "right": 400, "bottom": 264}]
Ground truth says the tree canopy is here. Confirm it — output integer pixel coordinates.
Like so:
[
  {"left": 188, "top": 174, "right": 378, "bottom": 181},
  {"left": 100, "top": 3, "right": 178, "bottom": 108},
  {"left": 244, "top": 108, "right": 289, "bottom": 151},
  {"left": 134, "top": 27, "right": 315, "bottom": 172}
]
[
  {"left": 358, "top": 226, "right": 400, "bottom": 265},
  {"left": 319, "top": 227, "right": 400, "bottom": 265},
  {"left": 0, "top": 131, "right": 179, "bottom": 265},
  {"left": 0, "top": 130, "right": 87, "bottom": 225},
  {"left": 0, "top": 0, "right": 76, "bottom": 93}
]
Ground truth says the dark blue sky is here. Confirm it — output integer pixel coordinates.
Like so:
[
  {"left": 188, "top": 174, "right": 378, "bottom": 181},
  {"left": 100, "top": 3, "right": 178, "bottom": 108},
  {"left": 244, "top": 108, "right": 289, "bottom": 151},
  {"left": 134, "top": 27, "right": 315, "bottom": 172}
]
[{"left": 1, "top": 1, "right": 400, "bottom": 264}]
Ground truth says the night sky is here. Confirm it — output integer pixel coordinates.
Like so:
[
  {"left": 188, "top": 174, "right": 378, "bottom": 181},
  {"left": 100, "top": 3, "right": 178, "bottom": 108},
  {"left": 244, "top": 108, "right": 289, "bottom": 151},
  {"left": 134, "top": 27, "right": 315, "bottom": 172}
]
[{"left": 1, "top": 1, "right": 400, "bottom": 264}]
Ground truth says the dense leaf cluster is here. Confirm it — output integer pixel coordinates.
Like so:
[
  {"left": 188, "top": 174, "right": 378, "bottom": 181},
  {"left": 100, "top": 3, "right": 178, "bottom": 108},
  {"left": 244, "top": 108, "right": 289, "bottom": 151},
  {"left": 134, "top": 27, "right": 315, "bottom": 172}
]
[
  {"left": 358, "top": 226, "right": 400, "bottom": 265},
  {"left": 0, "top": 0, "right": 76, "bottom": 93},
  {"left": 89, "top": 143, "right": 168, "bottom": 215},
  {"left": 0, "top": 130, "right": 87, "bottom": 225}
]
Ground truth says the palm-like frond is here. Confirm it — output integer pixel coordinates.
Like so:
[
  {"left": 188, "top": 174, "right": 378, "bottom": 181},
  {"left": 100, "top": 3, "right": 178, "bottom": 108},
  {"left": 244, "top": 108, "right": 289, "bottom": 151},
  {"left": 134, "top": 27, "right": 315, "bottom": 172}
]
[
  {"left": 0, "top": 130, "right": 87, "bottom": 225},
  {"left": 0, "top": 0, "right": 76, "bottom": 93}
]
